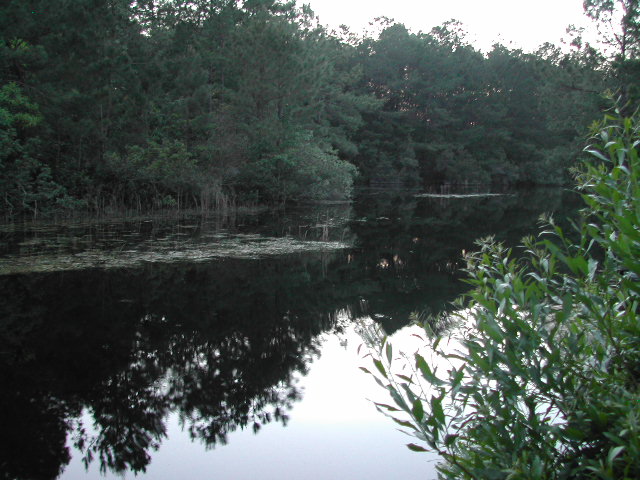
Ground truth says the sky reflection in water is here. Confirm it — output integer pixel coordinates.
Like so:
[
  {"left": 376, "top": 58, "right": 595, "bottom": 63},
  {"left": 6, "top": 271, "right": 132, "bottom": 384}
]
[{"left": 62, "top": 325, "right": 441, "bottom": 480}]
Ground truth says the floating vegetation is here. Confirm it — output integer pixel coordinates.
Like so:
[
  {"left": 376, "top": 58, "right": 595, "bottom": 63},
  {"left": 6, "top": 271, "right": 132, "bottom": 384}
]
[
  {"left": 0, "top": 233, "right": 351, "bottom": 275},
  {"left": 414, "top": 193, "right": 512, "bottom": 199},
  {"left": 0, "top": 204, "right": 356, "bottom": 274}
]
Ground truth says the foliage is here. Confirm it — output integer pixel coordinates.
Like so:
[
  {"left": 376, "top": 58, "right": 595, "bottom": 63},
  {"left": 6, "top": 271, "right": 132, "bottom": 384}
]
[
  {"left": 0, "top": 0, "right": 368, "bottom": 215},
  {"left": 0, "top": 82, "right": 72, "bottom": 216},
  {"left": 234, "top": 131, "right": 357, "bottom": 204},
  {"left": 99, "top": 140, "right": 201, "bottom": 210},
  {"left": 0, "top": 0, "right": 620, "bottom": 215},
  {"left": 361, "top": 106, "right": 640, "bottom": 479},
  {"left": 582, "top": 1, "right": 640, "bottom": 108},
  {"left": 355, "top": 23, "right": 603, "bottom": 186},
  {"left": 583, "top": 0, "right": 640, "bottom": 60}
]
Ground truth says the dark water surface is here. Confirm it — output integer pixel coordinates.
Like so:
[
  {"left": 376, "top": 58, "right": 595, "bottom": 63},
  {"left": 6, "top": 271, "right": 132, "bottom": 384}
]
[{"left": 0, "top": 188, "right": 581, "bottom": 479}]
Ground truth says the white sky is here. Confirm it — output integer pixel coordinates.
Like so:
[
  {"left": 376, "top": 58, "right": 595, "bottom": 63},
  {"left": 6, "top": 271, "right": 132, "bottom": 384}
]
[{"left": 303, "top": 0, "right": 594, "bottom": 52}]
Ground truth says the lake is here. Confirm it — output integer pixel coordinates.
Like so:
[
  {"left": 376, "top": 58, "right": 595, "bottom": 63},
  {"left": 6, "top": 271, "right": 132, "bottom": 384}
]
[{"left": 0, "top": 187, "right": 581, "bottom": 480}]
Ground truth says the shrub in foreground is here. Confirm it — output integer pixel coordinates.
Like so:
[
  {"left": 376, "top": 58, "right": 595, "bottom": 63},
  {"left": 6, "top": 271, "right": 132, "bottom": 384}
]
[{"left": 362, "top": 106, "right": 640, "bottom": 479}]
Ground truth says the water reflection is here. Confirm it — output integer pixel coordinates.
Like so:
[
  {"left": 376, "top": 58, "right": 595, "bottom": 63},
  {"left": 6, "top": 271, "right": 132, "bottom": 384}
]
[
  {"left": 346, "top": 187, "right": 575, "bottom": 332},
  {"left": 0, "top": 188, "right": 580, "bottom": 479},
  {"left": 0, "top": 255, "right": 344, "bottom": 477}
]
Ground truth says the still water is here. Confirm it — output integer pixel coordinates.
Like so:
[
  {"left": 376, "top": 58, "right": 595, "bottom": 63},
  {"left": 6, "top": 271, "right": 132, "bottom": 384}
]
[{"left": 0, "top": 188, "right": 580, "bottom": 479}]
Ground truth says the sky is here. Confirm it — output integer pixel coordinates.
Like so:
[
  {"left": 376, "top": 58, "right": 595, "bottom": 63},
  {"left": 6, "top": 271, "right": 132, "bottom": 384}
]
[{"left": 302, "top": 0, "right": 594, "bottom": 52}]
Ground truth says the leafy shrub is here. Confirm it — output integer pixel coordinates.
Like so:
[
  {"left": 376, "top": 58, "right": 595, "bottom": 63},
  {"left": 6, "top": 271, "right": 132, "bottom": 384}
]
[{"left": 361, "top": 105, "right": 640, "bottom": 479}]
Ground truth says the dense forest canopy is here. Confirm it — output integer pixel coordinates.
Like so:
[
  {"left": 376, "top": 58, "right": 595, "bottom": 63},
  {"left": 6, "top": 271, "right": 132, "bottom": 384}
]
[{"left": 0, "top": 0, "right": 638, "bottom": 216}]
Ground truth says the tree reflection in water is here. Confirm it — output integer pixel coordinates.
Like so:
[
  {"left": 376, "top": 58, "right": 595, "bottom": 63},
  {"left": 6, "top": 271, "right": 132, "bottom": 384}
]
[
  {"left": 0, "top": 187, "right": 580, "bottom": 478},
  {"left": 0, "top": 256, "right": 338, "bottom": 477}
]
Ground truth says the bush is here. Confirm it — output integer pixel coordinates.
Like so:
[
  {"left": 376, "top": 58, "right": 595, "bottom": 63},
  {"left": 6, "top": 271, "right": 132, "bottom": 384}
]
[{"left": 361, "top": 105, "right": 640, "bottom": 479}]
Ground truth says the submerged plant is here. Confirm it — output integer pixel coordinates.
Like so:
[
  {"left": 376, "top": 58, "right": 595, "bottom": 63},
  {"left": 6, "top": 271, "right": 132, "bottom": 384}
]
[{"left": 361, "top": 105, "right": 640, "bottom": 479}]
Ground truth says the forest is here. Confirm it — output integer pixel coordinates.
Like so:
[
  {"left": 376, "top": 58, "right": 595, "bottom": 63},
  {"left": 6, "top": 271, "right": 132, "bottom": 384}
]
[{"left": 0, "top": 0, "right": 637, "bottom": 216}]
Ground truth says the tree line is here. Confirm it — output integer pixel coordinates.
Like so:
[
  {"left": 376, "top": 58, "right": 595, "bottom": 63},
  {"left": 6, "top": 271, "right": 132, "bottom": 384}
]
[{"left": 0, "top": 0, "right": 637, "bottom": 216}]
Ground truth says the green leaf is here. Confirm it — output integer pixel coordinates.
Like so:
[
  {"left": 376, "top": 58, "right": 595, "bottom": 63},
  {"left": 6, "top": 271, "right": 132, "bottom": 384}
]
[
  {"left": 444, "top": 434, "right": 459, "bottom": 447},
  {"left": 482, "top": 318, "right": 504, "bottom": 343},
  {"left": 431, "top": 396, "right": 445, "bottom": 425},
  {"left": 416, "top": 354, "right": 445, "bottom": 386},
  {"left": 374, "top": 402, "right": 400, "bottom": 412},
  {"left": 406, "top": 443, "right": 429, "bottom": 452},
  {"left": 397, "top": 374, "right": 414, "bottom": 384},
  {"left": 607, "top": 446, "right": 625, "bottom": 465},
  {"left": 412, "top": 399, "right": 424, "bottom": 422},
  {"left": 373, "top": 359, "right": 387, "bottom": 378},
  {"left": 392, "top": 417, "right": 418, "bottom": 430},
  {"left": 390, "top": 388, "right": 410, "bottom": 411}
]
